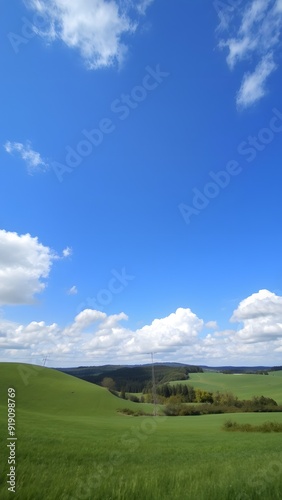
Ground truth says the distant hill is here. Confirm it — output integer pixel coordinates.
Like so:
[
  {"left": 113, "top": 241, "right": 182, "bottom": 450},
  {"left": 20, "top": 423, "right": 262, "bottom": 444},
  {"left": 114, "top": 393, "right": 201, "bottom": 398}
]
[
  {"left": 56, "top": 364, "right": 124, "bottom": 378},
  {"left": 58, "top": 364, "right": 203, "bottom": 392},
  {"left": 56, "top": 363, "right": 278, "bottom": 392},
  {"left": 200, "top": 366, "right": 272, "bottom": 373}
]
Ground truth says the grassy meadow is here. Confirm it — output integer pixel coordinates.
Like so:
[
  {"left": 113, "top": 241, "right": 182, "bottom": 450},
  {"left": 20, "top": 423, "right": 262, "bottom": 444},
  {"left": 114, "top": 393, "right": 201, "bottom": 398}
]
[
  {"left": 1, "top": 363, "right": 282, "bottom": 499},
  {"left": 173, "top": 370, "right": 282, "bottom": 404}
]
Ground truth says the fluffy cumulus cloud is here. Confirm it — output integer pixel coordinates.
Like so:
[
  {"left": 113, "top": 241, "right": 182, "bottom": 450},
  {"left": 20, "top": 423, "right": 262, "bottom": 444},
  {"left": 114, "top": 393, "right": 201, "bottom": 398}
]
[
  {"left": 2, "top": 289, "right": 282, "bottom": 365},
  {"left": 231, "top": 289, "right": 282, "bottom": 342},
  {"left": 4, "top": 141, "right": 48, "bottom": 174},
  {"left": 124, "top": 308, "right": 204, "bottom": 355},
  {"left": 25, "top": 0, "right": 155, "bottom": 69},
  {"left": 71, "top": 309, "right": 107, "bottom": 331},
  {"left": 0, "top": 229, "right": 57, "bottom": 305},
  {"left": 216, "top": 0, "right": 282, "bottom": 108}
]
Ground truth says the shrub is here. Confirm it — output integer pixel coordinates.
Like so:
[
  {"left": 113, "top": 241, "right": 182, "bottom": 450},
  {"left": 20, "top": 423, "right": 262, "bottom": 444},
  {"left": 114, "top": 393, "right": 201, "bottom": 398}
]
[
  {"left": 223, "top": 419, "right": 236, "bottom": 430},
  {"left": 223, "top": 420, "right": 282, "bottom": 432},
  {"left": 259, "top": 421, "right": 282, "bottom": 432},
  {"left": 118, "top": 408, "right": 149, "bottom": 416},
  {"left": 179, "top": 405, "right": 201, "bottom": 416},
  {"left": 127, "top": 394, "right": 140, "bottom": 403},
  {"left": 163, "top": 403, "right": 182, "bottom": 416}
]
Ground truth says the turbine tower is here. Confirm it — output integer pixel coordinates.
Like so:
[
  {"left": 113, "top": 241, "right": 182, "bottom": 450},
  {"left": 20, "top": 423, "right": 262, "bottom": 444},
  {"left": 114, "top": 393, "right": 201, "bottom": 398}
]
[
  {"left": 151, "top": 352, "right": 157, "bottom": 416},
  {"left": 42, "top": 355, "right": 48, "bottom": 366}
]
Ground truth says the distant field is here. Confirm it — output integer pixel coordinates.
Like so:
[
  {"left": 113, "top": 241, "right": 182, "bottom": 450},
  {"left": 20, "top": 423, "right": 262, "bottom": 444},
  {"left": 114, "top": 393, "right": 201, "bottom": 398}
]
[
  {"left": 170, "top": 371, "right": 282, "bottom": 404},
  {"left": 1, "top": 363, "right": 282, "bottom": 499}
]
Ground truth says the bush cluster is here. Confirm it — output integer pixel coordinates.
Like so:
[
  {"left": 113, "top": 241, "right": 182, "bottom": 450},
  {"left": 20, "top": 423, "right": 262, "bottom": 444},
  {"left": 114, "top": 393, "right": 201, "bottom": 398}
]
[
  {"left": 118, "top": 408, "right": 150, "bottom": 416},
  {"left": 162, "top": 393, "right": 281, "bottom": 416},
  {"left": 223, "top": 420, "right": 282, "bottom": 432}
]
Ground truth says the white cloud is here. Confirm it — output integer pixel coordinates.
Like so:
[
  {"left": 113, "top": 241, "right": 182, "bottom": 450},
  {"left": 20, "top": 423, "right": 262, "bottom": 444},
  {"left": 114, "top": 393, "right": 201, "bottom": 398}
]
[
  {"left": 230, "top": 289, "right": 282, "bottom": 342},
  {"left": 72, "top": 309, "right": 107, "bottom": 331},
  {"left": 236, "top": 53, "right": 277, "bottom": 108},
  {"left": 0, "top": 229, "right": 58, "bottom": 305},
  {"left": 2, "top": 290, "right": 282, "bottom": 366},
  {"left": 25, "top": 0, "right": 155, "bottom": 69},
  {"left": 231, "top": 289, "right": 282, "bottom": 320},
  {"left": 0, "top": 307, "right": 206, "bottom": 363},
  {"left": 62, "top": 247, "right": 72, "bottom": 258},
  {"left": 136, "top": 0, "right": 154, "bottom": 15},
  {"left": 4, "top": 141, "right": 48, "bottom": 174},
  {"left": 222, "top": 36, "right": 256, "bottom": 70},
  {"left": 124, "top": 308, "right": 204, "bottom": 355},
  {"left": 240, "top": 0, "right": 271, "bottom": 37},
  {"left": 0, "top": 319, "right": 60, "bottom": 352},
  {"left": 205, "top": 321, "right": 218, "bottom": 330},
  {"left": 67, "top": 286, "right": 78, "bottom": 295},
  {"left": 217, "top": 0, "right": 282, "bottom": 108}
]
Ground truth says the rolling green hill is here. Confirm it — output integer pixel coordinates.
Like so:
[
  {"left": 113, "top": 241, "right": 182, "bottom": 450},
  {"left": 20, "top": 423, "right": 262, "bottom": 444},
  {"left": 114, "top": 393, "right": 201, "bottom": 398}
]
[
  {"left": 171, "top": 371, "right": 282, "bottom": 404},
  {"left": 0, "top": 362, "right": 154, "bottom": 417},
  {"left": 1, "top": 363, "right": 282, "bottom": 499}
]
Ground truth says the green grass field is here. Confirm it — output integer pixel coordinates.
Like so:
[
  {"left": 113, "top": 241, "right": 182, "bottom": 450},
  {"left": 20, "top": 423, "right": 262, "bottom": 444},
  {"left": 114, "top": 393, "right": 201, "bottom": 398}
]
[
  {"left": 171, "top": 370, "right": 282, "bottom": 404},
  {"left": 1, "top": 363, "right": 282, "bottom": 499}
]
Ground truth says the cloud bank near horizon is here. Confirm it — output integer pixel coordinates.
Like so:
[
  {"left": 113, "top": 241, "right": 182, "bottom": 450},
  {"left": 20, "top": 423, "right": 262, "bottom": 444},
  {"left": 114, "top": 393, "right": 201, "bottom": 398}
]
[{"left": 1, "top": 288, "right": 282, "bottom": 366}]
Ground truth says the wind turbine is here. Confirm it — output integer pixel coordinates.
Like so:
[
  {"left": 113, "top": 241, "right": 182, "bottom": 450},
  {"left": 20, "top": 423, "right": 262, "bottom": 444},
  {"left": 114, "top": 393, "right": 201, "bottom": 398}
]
[
  {"left": 145, "top": 351, "right": 158, "bottom": 416},
  {"left": 42, "top": 355, "right": 48, "bottom": 366}
]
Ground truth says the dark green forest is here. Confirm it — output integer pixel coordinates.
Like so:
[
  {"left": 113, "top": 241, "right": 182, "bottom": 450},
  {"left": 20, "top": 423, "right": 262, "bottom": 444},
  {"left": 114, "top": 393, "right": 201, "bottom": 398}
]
[{"left": 59, "top": 364, "right": 203, "bottom": 392}]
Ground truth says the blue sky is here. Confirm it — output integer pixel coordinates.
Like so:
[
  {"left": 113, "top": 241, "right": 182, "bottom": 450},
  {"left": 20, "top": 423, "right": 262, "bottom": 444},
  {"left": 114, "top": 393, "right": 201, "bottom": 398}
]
[{"left": 1, "top": 0, "right": 282, "bottom": 367}]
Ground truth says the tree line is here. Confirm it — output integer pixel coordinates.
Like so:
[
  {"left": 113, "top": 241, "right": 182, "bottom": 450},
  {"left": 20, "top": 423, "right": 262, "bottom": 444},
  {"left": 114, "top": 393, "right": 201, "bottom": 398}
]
[
  {"left": 163, "top": 393, "right": 281, "bottom": 416},
  {"left": 141, "top": 383, "right": 281, "bottom": 415},
  {"left": 101, "top": 376, "right": 282, "bottom": 417},
  {"left": 97, "top": 365, "right": 203, "bottom": 392}
]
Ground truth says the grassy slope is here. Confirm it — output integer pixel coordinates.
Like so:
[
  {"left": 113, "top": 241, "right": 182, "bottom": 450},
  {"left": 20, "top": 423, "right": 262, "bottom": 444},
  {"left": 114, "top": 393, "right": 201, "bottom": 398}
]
[
  {"left": 171, "top": 371, "right": 282, "bottom": 403},
  {"left": 0, "top": 363, "right": 156, "bottom": 416},
  {"left": 1, "top": 363, "right": 282, "bottom": 500}
]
